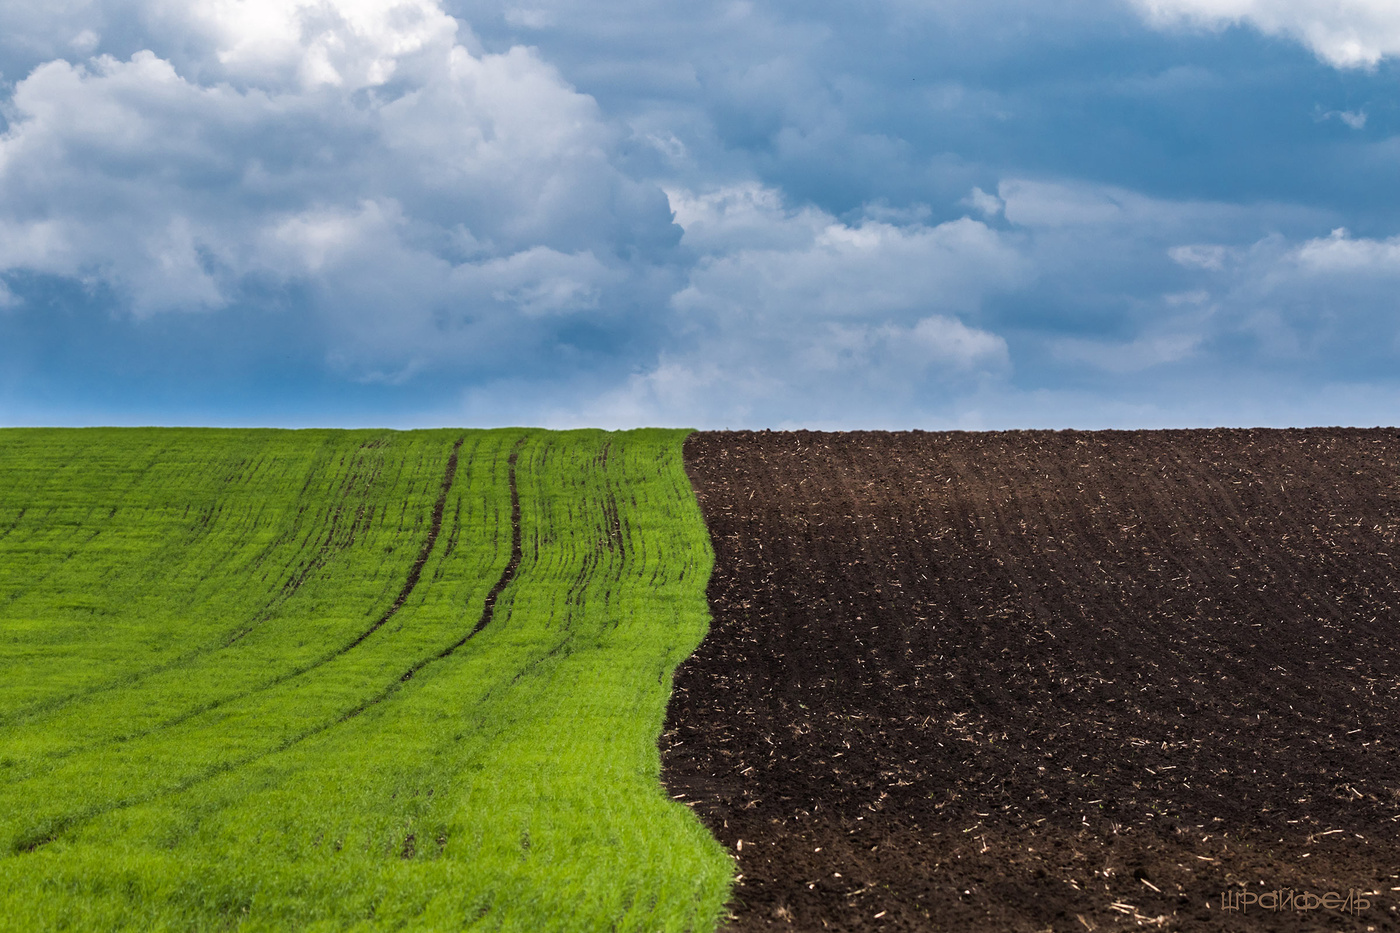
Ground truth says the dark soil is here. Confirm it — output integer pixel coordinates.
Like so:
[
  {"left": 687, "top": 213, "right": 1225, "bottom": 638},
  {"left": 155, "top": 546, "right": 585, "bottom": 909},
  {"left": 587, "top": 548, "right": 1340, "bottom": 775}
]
[{"left": 663, "top": 429, "right": 1400, "bottom": 932}]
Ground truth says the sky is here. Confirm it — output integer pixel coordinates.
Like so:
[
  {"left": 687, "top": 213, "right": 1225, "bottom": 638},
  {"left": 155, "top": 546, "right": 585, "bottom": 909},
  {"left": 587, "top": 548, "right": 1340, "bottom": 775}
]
[{"left": 0, "top": 0, "right": 1398, "bottom": 429}]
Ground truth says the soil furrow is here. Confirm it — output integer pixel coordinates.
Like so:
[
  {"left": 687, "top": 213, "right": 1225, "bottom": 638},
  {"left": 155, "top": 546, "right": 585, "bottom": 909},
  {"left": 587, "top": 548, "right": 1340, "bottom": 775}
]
[{"left": 665, "top": 428, "right": 1400, "bottom": 932}]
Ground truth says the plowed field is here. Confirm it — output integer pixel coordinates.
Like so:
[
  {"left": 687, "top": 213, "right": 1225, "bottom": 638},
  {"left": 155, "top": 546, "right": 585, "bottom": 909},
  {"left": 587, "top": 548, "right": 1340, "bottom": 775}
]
[{"left": 664, "top": 429, "right": 1400, "bottom": 932}]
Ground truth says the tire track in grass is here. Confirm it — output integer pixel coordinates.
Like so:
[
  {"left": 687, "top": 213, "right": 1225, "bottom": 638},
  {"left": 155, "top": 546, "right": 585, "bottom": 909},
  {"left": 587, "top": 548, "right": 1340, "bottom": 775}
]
[
  {"left": 223, "top": 437, "right": 395, "bottom": 647},
  {"left": 455, "top": 436, "right": 525, "bottom": 646},
  {"left": 14, "top": 436, "right": 524, "bottom": 854},
  {"left": 386, "top": 435, "right": 523, "bottom": 687},
  {"left": 336, "top": 435, "right": 466, "bottom": 654},
  {"left": 4, "top": 436, "right": 469, "bottom": 786},
  {"left": 1, "top": 435, "right": 434, "bottom": 727}
]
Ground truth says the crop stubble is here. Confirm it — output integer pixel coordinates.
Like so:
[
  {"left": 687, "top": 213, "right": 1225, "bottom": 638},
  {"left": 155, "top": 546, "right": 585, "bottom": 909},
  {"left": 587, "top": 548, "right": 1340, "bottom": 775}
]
[{"left": 664, "top": 428, "right": 1400, "bottom": 931}]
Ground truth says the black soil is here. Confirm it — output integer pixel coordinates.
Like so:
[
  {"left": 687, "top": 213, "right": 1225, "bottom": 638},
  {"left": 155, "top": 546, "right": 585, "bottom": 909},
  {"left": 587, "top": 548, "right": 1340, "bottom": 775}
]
[{"left": 662, "top": 429, "right": 1400, "bottom": 932}]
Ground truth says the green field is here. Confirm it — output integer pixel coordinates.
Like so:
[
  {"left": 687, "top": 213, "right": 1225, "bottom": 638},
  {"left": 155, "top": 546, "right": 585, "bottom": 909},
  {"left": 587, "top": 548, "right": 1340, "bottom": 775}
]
[{"left": 0, "top": 428, "right": 732, "bottom": 931}]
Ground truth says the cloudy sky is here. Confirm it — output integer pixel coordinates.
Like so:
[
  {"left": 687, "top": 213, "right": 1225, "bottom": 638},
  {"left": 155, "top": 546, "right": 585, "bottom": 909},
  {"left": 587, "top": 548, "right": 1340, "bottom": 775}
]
[{"left": 1, "top": 0, "right": 1397, "bottom": 428}]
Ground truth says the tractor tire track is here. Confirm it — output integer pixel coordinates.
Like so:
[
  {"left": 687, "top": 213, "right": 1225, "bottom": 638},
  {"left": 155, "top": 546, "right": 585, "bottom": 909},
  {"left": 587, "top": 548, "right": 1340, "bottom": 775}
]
[
  {"left": 3, "top": 436, "right": 419, "bottom": 727},
  {"left": 4, "top": 436, "right": 467, "bottom": 785},
  {"left": 338, "top": 435, "right": 465, "bottom": 653},
  {"left": 15, "top": 436, "right": 525, "bottom": 855},
  {"left": 399, "top": 434, "right": 525, "bottom": 681}
]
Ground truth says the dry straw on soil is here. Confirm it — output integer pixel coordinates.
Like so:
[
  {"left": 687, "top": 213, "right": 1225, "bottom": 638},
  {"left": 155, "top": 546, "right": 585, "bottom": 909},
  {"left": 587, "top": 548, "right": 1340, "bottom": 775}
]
[{"left": 666, "top": 428, "right": 1400, "bottom": 932}]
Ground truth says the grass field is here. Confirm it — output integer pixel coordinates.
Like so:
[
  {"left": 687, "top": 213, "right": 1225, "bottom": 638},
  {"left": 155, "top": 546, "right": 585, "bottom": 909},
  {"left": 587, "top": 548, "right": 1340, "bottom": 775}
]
[{"left": 0, "top": 427, "right": 732, "bottom": 931}]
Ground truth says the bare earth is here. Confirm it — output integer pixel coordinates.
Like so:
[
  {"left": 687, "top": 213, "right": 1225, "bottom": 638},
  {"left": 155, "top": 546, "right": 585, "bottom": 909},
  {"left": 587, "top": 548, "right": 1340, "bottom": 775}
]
[{"left": 662, "top": 429, "right": 1400, "bottom": 932}]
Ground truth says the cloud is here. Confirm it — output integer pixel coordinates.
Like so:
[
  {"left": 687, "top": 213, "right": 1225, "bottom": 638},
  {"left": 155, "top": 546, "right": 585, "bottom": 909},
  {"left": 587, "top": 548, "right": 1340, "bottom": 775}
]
[
  {"left": 1150, "top": 226, "right": 1400, "bottom": 371},
  {"left": 3, "top": 0, "right": 1400, "bottom": 429},
  {"left": 1323, "top": 108, "right": 1368, "bottom": 129},
  {"left": 0, "top": 0, "right": 674, "bottom": 377},
  {"left": 207, "top": 165, "right": 1392, "bottom": 428},
  {"left": 961, "top": 186, "right": 1004, "bottom": 219},
  {"left": 503, "top": 8, "right": 554, "bottom": 29},
  {"left": 553, "top": 184, "right": 1023, "bottom": 427},
  {"left": 1052, "top": 330, "right": 1205, "bottom": 373},
  {"left": 1131, "top": 0, "right": 1400, "bottom": 67},
  {"left": 944, "top": 178, "right": 1400, "bottom": 387},
  {"left": 70, "top": 29, "right": 101, "bottom": 54},
  {"left": 1000, "top": 179, "right": 1126, "bottom": 228},
  {"left": 670, "top": 184, "right": 1028, "bottom": 322},
  {"left": 1169, "top": 243, "right": 1229, "bottom": 270},
  {"left": 1291, "top": 227, "right": 1400, "bottom": 273}
]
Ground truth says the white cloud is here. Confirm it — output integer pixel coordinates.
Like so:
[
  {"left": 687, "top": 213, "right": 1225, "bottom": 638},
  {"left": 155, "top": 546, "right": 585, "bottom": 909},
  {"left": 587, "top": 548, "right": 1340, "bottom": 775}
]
[
  {"left": 452, "top": 245, "right": 613, "bottom": 317},
  {"left": 904, "top": 315, "right": 1009, "bottom": 367},
  {"left": 158, "top": 0, "right": 463, "bottom": 90},
  {"left": 558, "top": 177, "right": 1385, "bottom": 427},
  {"left": 563, "top": 175, "right": 1400, "bottom": 427},
  {"left": 961, "top": 186, "right": 1005, "bottom": 218},
  {"left": 0, "top": 0, "right": 667, "bottom": 373},
  {"left": 1053, "top": 330, "right": 1204, "bottom": 373},
  {"left": 1169, "top": 243, "right": 1229, "bottom": 270},
  {"left": 3, "top": 0, "right": 1397, "bottom": 430},
  {"left": 1000, "top": 179, "right": 1124, "bottom": 228},
  {"left": 1291, "top": 227, "right": 1400, "bottom": 273},
  {"left": 665, "top": 183, "right": 828, "bottom": 253},
  {"left": 671, "top": 186, "right": 1028, "bottom": 322},
  {"left": 563, "top": 358, "right": 780, "bottom": 429},
  {"left": 69, "top": 29, "right": 101, "bottom": 54},
  {"left": 266, "top": 200, "right": 390, "bottom": 275},
  {"left": 503, "top": 8, "right": 554, "bottom": 29},
  {"left": 1132, "top": 0, "right": 1400, "bottom": 67},
  {"left": 1335, "top": 109, "right": 1367, "bottom": 129},
  {"left": 555, "top": 184, "right": 1023, "bottom": 427},
  {"left": 1150, "top": 226, "right": 1400, "bottom": 365}
]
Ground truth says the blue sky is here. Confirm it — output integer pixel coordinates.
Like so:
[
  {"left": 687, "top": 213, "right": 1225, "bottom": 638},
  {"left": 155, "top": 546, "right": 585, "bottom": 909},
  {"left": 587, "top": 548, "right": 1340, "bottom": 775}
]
[{"left": 1, "top": 0, "right": 1398, "bottom": 429}]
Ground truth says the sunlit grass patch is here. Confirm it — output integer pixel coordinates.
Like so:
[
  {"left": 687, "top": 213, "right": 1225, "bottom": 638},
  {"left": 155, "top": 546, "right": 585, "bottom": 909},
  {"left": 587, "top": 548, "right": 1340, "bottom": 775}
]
[{"left": 0, "top": 427, "right": 731, "bottom": 931}]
